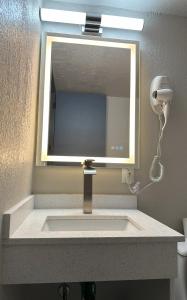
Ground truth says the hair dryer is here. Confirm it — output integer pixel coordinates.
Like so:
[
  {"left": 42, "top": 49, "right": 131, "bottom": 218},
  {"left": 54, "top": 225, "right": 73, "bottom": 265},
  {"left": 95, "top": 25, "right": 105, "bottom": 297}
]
[{"left": 128, "top": 76, "right": 173, "bottom": 194}]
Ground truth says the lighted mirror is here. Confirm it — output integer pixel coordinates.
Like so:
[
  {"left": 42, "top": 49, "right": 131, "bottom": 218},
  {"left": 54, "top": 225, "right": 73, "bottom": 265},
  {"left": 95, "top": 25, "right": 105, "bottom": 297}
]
[{"left": 37, "top": 34, "right": 139, "bottom": 167}]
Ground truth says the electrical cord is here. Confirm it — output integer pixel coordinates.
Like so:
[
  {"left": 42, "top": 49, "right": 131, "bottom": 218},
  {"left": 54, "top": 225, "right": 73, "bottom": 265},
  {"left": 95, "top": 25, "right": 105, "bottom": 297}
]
[{"left": 128, "top": 103, "right": 169, "bottom": 194}]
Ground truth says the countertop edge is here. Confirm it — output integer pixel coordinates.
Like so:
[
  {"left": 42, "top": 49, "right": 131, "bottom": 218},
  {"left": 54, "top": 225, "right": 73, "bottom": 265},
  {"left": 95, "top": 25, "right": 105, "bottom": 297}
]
[{"left": 2, "top": 235, "right": 184, "bottom": 246}]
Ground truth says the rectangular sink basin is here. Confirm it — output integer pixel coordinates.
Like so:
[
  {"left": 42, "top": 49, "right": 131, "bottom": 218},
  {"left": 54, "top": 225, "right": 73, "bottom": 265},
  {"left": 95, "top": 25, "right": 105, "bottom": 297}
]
[{"left": 42, "top": 215, "right": 142, "bottom": 232}]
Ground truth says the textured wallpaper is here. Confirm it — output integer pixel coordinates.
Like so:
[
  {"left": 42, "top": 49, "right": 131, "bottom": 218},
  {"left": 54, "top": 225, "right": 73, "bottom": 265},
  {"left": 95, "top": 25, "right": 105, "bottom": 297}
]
[
  {"left": 0, "top": 0, "right": 40, "bottom": 213},
  {"left": 0, "top": 0, "right": 40, "bottom": 298}
]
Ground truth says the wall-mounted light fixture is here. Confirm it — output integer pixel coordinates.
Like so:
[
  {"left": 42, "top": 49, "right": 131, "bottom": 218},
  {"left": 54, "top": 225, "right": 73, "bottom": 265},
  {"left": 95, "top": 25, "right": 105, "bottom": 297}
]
[{"left": 40, "top": 8, "right": 144, "bottom": 32}]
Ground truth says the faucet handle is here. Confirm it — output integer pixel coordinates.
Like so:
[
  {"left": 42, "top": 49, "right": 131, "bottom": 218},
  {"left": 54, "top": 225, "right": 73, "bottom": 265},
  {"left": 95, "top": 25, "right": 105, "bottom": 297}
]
[
  {"left": 83, "top": 159, "right": 95, "bottom": 169},
  {"left": 83, "top": 159, "right": 96, "bottom": 175}
]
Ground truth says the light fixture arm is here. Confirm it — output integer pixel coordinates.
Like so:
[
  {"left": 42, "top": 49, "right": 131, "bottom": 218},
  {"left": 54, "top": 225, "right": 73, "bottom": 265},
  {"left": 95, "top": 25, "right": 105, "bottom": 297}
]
[{"left": 82, "top": 15, "right": 103, "bottom": 35}]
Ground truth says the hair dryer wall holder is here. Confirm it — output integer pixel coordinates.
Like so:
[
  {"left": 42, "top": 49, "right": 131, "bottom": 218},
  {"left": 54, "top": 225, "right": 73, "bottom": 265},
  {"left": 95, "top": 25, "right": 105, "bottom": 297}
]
[{"left": 150, "top": 76, "right": 173, "bottom": 115}]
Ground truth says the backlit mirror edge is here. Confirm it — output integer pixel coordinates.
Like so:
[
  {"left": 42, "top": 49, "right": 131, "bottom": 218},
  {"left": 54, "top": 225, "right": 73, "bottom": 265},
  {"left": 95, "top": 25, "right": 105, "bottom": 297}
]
[{"left": 36, "top": 32, "right": 140, "bottom": 168}]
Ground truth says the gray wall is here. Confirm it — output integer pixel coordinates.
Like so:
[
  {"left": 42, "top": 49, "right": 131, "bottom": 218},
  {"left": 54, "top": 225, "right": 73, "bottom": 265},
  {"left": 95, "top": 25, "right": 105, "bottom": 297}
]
[
  {"left": 53, "top": 91, "right": 106, "bottom": 156},
  {"left": 0, "top": 0, "right": 41, "bottom": 298},
  {"left": 33, "top": 3, "right": 187, "bottom": 232}
]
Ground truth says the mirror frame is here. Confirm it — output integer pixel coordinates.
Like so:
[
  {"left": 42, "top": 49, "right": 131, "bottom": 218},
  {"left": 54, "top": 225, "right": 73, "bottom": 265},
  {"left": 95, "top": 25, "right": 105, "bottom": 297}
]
[{"left": 36, "top": 33, "right": 140, "bottom": 167}]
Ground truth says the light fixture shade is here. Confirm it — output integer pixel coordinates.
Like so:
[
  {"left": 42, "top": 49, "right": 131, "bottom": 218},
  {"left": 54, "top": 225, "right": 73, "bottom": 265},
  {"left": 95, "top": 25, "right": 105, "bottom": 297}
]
[
  {"left": 40, "top": 8, "right": 86, "bottom": 25},
  {"left": 40, "top": 8, "right": 144, "bottom": 32},
  {"left": 101, "top": 15, "right": 144, "bottom": 31}
]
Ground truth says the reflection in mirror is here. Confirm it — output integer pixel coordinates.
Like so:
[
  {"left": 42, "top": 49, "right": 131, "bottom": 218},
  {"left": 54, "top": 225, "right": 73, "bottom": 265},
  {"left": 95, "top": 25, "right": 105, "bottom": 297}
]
[
  {"left": 50, "top": 41, "right": 130, "bottom": 158},
  {"left": 37, "top": 35, "right": 139, "bottom": 166}
]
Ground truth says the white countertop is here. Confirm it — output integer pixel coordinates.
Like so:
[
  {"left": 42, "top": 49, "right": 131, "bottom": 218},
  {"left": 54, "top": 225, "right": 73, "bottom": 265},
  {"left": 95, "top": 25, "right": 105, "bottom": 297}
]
[
  {"left": 2, "top": 194, "right": 184, "bottom": 284},
  {"left": 2, "top": 194, "right": 184, "bottom": 245}
]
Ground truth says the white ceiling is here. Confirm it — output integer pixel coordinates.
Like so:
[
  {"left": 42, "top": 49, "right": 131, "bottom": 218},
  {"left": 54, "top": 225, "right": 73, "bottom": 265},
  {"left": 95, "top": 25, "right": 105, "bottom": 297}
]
[
  {"left": 52, "top": 42, "right": 130, "bottom": 97},
  {"left": 44, "top": 0, "right": 187, "bottom": 17}
]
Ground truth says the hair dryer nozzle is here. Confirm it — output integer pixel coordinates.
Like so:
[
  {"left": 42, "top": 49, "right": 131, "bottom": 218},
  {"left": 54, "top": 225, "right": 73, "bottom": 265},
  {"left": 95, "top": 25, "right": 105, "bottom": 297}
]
[{"left": 154, "top": 88, "right": 173, "bottom": 104}]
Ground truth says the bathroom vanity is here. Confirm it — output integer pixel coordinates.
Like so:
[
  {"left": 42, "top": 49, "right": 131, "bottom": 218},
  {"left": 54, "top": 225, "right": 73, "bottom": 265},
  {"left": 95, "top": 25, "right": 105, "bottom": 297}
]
[{"left": 2, "top": 194, "right": 183, "bottom": 284}]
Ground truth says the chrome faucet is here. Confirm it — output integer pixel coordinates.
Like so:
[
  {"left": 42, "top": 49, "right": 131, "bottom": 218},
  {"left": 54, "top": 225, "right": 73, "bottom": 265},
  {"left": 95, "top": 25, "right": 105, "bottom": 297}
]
[{"left": 83, "top": 160, "right": 96, "bottom": 214}]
